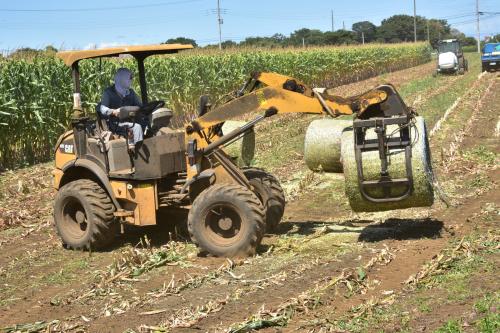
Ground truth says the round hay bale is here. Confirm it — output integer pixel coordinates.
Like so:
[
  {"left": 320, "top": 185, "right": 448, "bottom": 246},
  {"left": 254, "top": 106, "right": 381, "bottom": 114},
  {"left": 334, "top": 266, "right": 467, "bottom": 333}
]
[
  {"left": 222, "top": 121, "right": 255, "bottom": 167},
  {"left": 304, "top": 119, "right": 353, "bottom": 173},
  {"left": 341, "top": 116, "right": 434, "bottom": 212}
]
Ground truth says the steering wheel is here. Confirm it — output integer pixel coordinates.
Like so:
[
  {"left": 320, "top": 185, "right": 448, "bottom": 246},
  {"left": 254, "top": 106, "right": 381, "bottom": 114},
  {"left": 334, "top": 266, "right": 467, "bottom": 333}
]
[{"left": 140, "top": 100, "right": 165, "bottom": 115}]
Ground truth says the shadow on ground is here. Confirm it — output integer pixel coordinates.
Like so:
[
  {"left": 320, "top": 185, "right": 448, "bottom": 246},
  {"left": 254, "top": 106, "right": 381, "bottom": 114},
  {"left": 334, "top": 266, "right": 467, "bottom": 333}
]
[
  {"left": 104, "top": 208, "right": 189, "bottom": 251},
  {"left": 358, "top": 218, "right": 443, "bottom": 242},
  {"left": 275, "top": 218, "right": 443, "bottom": 243},
  {"left": 101, "top": 212, "right": 443, "bottom": 253}
]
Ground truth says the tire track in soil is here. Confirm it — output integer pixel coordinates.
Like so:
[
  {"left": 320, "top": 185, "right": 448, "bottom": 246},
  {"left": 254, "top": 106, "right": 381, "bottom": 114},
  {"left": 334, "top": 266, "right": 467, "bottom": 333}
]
[
  {"left": 460, "top": 73, "right": 500, "bottom": 153},
  {"left": 103, "top": 252, "right": 366, "bottom": 332},
  {"left": 283, "top": 182, "right": 499, "bottom": 333},
  {"left": 124, "top": 220, "right": 446, "bottom": 331},
  {"left": 86, "top": 240, "right": 363, "bottom": 332},
  {"left": 0, "top": 242, "right": 228, "bottom": 328},
  {"left": 198, "top": 248, "right": 399, "bottom": 333},
  {"left": 0, "top": 230, "right": 54, "bottom": 267}
]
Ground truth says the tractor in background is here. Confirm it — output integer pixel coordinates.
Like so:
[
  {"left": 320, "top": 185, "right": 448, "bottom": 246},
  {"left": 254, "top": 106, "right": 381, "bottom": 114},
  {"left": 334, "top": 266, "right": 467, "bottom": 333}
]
[{"left": 435, "top": 39, "right": 468, "bottom": 75}]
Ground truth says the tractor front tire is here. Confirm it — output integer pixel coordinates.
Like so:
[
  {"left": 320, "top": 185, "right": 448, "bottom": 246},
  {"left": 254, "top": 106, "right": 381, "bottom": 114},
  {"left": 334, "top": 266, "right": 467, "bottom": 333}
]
[
  {"left": 188, "top": 184, "right": 265, "bottom": 257},
  {"left": 242, "top": 167, "right": 285, "bottom": 232},
  {"left": 54, "top": 179, "right": 117, "bottom": 250}
]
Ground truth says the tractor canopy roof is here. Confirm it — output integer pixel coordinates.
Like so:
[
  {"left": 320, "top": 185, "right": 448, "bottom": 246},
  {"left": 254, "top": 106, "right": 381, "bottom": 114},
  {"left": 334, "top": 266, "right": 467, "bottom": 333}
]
[
  {"left": 438, "top": 40, "right": 460, "bottom": 54},
  {"left": 56, "top": 43, "right": 194, "bottom": 67}
]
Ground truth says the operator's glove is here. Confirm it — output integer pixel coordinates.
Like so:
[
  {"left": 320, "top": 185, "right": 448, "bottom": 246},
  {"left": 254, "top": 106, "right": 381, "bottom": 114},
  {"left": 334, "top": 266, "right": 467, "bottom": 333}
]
[{"left": 111, "top": 108, "right": 121, "bottom": 117}]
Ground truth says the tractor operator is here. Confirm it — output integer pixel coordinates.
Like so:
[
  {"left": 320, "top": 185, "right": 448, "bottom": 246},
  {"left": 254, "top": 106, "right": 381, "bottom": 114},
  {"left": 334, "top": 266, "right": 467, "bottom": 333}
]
[{"left": 100, "top": 68, "right": 145, "bottom": 149}]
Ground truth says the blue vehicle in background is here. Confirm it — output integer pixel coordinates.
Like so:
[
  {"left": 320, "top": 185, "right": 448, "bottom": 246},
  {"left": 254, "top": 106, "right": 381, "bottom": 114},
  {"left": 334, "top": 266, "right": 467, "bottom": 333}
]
[{"left": 482, "top": 43, "right": 500, "bottom": 72}]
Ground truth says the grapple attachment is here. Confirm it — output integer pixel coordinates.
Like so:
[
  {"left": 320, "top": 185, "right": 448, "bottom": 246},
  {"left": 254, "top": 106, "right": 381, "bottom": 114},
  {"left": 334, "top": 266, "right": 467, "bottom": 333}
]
[{"left": 353, "top": 84, "right": 415, "bottom": 203}]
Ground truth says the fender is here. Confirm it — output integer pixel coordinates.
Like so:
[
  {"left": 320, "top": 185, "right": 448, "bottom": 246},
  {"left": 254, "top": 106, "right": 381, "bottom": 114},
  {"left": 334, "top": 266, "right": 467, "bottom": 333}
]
[{"left": 61, "top": 158, "right": 122, "bottom": 209}]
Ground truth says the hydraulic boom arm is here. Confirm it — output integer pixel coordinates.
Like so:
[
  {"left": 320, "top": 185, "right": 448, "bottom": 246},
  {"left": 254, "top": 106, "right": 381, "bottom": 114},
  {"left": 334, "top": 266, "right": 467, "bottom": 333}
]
[
  {"left": 186, "top": 72, "right": 389, "bottom": 133},
  {"left": 184, "top": 72, "right": 410, "bottom": 186}
]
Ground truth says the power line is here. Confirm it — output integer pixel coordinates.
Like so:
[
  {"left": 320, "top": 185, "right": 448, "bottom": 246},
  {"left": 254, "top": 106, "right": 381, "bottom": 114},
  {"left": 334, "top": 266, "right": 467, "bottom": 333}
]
[
  {"left": 224, "top": 14, "right": 327, "bottom": 21},
  {"left": 444, "top": 13, "right": 477, "bottom": 21},
  {"left": 450, "top": 13, "right": 499, "bottom": 26},
  {"left": 0, "top": 17, "right": 190, "bottom": 30},
  {"left": 0, "top": 0, "right": 202, "bottom": 12},
  {"left": 439, "top": 12, "right": 476, "bottom": 20}
]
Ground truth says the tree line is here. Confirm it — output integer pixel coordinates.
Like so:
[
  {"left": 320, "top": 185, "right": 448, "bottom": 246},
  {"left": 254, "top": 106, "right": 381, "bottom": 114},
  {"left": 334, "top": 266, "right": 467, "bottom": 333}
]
[
  {"left": 4, "top": 14, "right": 499, "bottom": 59},
  {"left": 166, "top": 14, "right": 493, "bottom": 49}
]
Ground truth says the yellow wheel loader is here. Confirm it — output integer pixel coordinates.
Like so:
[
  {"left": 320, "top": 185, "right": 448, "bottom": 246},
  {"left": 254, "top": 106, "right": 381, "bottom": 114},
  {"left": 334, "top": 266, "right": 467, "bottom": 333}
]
[{"left": 53, "top": 44, "right": 416, "bottom": 257}]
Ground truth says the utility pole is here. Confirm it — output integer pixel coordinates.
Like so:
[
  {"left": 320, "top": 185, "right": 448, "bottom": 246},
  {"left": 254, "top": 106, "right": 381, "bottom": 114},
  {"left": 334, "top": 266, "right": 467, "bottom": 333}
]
[
  {"left": 342, "top": 21, "right": 345, "bottom": 30},
  {"left": 331, "top": 10, "right": 334, "bottom": 32},
  {"left": 217, "top": 0, "right": 223, "bottom": 50},
  {"left": 302, "top": 37, "right": 305, "bottom": 48},
  {"left": 426, "top": 20, "right": 430, "bottom": 42},
  {"left": 362, "top": 31, "right": 365, "bottom": 45},
  {"left": 476, "top": 0, "right": 480, "bottom": 53},
  {"left": 413, "top": 0, "right": 417, "bottom": 42}
]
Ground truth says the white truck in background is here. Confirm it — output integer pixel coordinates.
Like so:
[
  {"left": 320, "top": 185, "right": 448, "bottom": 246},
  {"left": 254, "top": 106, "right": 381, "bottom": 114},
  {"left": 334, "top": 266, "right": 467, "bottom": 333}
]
[{"left": 435, "top": 39, "right": 468, "bottom": 75}]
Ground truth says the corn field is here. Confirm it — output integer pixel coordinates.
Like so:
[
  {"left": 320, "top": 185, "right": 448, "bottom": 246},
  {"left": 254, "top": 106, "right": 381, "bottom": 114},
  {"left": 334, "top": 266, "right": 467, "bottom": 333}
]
[{"left": 0, "top": 43, "right": 431, "bottom": 170}]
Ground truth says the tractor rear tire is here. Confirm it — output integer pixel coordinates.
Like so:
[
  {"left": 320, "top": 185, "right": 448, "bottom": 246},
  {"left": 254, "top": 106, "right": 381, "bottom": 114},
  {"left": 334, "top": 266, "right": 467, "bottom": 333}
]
[
  {"left": 54, "top": 179, "right": 117, "bottom": 250},
  {"left": 188, "top": 184, "right": 265, "bottom": 257},
  {"left": 242, "top": 167, "right": 285, "bottom": 232}
]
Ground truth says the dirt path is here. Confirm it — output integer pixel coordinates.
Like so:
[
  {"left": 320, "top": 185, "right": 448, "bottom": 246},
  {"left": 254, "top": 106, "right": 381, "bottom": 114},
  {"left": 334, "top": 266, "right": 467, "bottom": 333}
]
[{"left": 1, "top": 63, "right": 498, "bottom": 333}]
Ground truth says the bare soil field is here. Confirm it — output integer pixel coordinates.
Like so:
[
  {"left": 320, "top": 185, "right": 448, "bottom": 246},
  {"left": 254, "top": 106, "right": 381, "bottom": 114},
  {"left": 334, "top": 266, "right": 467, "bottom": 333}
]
[{"left": 0, "top": 57, "right": 498, "bottom": 333}]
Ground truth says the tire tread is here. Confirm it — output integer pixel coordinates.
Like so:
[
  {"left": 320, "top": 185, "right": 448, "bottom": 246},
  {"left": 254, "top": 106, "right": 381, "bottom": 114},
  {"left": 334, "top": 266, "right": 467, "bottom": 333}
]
[{"left": 54, "top": 179, "right": 116, "bottom": 250}]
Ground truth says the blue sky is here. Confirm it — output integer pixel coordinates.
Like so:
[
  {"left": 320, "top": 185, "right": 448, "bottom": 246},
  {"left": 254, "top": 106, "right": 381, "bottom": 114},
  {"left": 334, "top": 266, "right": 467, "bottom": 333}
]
[{"left": 0, "top": 0, "right": 498, "bottom": 51}]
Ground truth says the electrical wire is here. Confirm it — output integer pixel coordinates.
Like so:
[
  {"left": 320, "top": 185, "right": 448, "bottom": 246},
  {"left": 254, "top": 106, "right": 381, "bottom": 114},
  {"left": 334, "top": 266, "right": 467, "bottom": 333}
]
[
  {"left": 451, "top": 13, "right": 500, "bottom": 26},
  {"left": 0, "top": 0, "right": 203, "bottom": 12}
]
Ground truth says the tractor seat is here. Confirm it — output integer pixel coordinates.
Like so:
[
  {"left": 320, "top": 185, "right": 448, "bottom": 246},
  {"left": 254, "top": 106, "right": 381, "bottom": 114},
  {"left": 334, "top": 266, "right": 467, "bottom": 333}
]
[{"left": 149, "top": 108, "right": 173, "bottom": 132}]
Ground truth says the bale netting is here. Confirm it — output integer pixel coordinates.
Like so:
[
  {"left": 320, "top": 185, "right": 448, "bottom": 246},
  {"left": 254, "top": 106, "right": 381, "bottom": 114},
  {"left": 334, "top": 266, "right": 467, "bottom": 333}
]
[
  {"left": 304, "top": 119, "right": 353, "bottom": 173},
  {"left": 221, "top": 121, "right": 255, "bottom": 167},
  {"left": 341, "top": 116, "right": 434, "bottom": 212}
]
